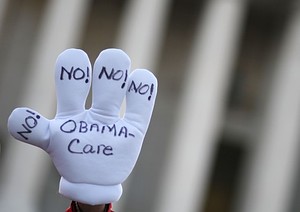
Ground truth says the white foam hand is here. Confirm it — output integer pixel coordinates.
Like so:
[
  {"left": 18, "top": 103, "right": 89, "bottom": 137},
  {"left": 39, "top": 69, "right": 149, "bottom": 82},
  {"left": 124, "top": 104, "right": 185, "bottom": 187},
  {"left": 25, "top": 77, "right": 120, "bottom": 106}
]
[{"left": 7, "top": 48, "right": 157, "bottom": 205}]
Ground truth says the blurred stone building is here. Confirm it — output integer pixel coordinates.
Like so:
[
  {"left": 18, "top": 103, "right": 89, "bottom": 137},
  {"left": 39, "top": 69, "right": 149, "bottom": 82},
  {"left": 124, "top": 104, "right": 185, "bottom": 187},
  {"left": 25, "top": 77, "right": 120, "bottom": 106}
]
[{"left": 0, "top": 0, "right": 300, "bottom": 212}]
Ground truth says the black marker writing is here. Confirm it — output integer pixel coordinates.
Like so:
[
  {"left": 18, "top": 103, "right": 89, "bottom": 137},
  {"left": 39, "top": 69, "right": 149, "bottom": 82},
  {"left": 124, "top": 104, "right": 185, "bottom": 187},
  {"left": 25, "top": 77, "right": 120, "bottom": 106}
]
[
  {"left": 121, "top": 69, "right": 128, "bottom": 89},
  {"left": 128, "top": 81, "right": 154, "bottom": 101},
  {"left": 17, "top": 110, "right": 40, "bottom": 140},
  {"left": 85, "top": 67, "right": 90, "bottom": 83},
  {"left": 60, "top": 66, "right": 90, "bottom": 83},
  {"left": 99, "top": 66, "right": 127, "bottom": 88},
  {"left": 148, "top": 83, "right": 154, "bottom": 100},
  {"left": 68, "top": 138, "right": 113, "bottom": 156},
  {"left": 60, "top": 120, "right": 135, "bottom": 138}
]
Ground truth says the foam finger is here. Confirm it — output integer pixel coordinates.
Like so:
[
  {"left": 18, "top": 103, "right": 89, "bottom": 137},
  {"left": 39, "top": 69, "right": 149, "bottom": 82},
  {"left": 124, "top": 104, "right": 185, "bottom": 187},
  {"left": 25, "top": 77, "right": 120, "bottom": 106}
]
[
  {"left": 8, "top": 107, "right": 50, "bottom": 151},
  {"left": 91, "top": 48, "right": 130, "bottom": 123},
  {"left": 124, "top": 69, "right": 158, "bottom": 134},
  {"left": 55, "top": 48, "right": 91, "bottom": 117}
]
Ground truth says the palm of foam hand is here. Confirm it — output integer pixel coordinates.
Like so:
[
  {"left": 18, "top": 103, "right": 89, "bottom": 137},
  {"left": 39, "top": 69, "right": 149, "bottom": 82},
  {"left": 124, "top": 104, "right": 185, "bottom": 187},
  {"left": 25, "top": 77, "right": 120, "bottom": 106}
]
[{"left": 8, "top": 48, "right": 157, "bottom": 205}]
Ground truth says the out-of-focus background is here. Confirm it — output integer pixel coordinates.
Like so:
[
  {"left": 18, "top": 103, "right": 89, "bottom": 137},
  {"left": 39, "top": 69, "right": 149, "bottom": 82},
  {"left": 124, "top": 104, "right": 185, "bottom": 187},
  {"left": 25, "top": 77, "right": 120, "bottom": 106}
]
[{"left": 0, "top": 0, "right": 300, "bottom": 212}]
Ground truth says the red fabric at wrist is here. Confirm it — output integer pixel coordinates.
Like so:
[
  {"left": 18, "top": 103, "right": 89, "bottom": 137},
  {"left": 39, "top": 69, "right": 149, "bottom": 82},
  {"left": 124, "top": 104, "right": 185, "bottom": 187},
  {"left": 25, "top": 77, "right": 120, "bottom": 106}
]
[
  {"left": 65, "top": 201, "right": 114, "bottom": 212},
  {"left": 107, "top": 203, "right": 113, "bottom": 212}
]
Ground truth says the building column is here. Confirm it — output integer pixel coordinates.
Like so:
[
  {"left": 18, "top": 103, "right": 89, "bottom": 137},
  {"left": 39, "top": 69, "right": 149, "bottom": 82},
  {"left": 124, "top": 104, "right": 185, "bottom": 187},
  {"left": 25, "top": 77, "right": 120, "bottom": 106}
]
[
  {"left": 0, "top": 0, "right": 8, "bottom": 31},
  {"left": 115, "top": 0, "right": 171, "bottom": 71},
  {"left": 238, "top": 3, "right": 300, "bottom": 212},
  {"left": 0, "top": 1, "right": 91, "bottom": 211},
  {"left": 154, "top": 0, "right": 247, "bottom": 212}
]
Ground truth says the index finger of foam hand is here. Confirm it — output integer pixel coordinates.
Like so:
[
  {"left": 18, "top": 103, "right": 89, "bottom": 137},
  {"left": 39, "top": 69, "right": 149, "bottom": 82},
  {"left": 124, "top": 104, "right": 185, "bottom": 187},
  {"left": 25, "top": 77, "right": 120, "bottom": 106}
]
[
  {"left": 55, "top": 48, "right": 91, "bottom": 117},
  {"left": 91, "top": 49, "right": 131, "bottom": 124},
  {"left": 124, "top": 69, "right": 158, "bottom": 134}
]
